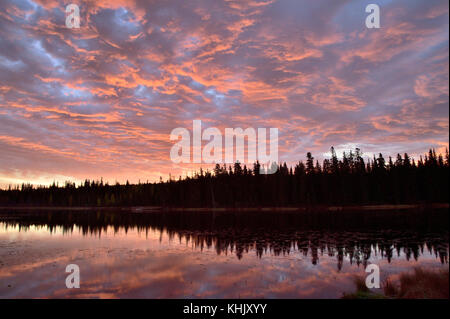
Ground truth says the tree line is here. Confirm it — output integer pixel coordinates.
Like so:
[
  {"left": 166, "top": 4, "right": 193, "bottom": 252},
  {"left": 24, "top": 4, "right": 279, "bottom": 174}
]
[{"left": 0, "top": 147, "right": 448, "bottom": 207}]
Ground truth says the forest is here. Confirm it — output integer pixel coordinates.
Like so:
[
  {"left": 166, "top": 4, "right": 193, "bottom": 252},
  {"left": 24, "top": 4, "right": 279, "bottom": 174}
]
[{"left": 0, "top": 147, "right": 448, "bottom": 207}]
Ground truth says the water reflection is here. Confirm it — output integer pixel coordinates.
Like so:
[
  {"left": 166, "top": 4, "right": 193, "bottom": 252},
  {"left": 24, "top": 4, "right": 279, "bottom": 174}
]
[
  {"left": 0, "top": 209, "right": 448, "bottom": 298},
  {"left": 1, "top": 209, "right": 448, "bottom": 267}
]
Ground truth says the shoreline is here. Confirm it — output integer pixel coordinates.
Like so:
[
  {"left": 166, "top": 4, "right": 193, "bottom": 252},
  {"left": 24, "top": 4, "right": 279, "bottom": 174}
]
[{"left": 0, "top": 203, "right": 448, "bottom": 213}]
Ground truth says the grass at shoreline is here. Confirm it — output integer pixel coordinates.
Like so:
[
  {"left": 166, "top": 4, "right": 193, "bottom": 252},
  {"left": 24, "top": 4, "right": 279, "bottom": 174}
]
[{"left": 343, "top": 267, "right": 449, "bottom": 299}]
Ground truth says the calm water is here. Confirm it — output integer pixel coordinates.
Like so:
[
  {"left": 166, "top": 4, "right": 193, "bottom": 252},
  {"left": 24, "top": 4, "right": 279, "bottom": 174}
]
[{"left": 0, "top": 209, "right": 448, "bottom": 298}]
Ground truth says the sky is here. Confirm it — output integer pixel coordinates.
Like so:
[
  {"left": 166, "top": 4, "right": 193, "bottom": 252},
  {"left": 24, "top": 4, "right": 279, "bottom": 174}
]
[{"left": 0, "top": 0, "right": 448, "bottom": 187}]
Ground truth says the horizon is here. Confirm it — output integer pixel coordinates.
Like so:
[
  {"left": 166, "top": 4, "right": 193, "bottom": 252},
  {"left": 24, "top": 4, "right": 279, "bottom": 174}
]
[{"left": 0, "top": 145, "right": 446, "bottom": 189}]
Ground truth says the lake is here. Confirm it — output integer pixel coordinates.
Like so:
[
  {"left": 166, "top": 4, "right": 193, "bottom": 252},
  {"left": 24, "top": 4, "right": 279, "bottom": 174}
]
[{"left": 0, "top": 209, "right": 448, "bottom": 298}]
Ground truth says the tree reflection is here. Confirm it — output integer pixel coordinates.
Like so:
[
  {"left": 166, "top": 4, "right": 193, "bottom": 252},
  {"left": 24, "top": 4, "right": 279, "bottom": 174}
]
[{"left": 1, "top": 209, "right": 448, "bottom": 268}]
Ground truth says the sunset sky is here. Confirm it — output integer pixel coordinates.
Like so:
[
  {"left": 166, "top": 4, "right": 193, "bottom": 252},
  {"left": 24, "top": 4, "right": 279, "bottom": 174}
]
[{"left": 0, "top": 0, "right": 448, "bottom": 187}]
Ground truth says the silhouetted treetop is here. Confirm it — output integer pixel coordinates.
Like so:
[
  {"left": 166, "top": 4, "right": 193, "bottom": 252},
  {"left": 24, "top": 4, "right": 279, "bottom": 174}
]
[{"left": 0, "top": 147, "right": 448, "bottom": 207}]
